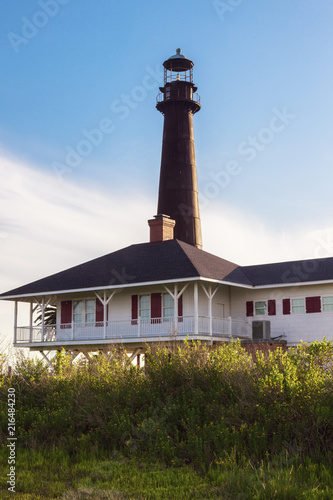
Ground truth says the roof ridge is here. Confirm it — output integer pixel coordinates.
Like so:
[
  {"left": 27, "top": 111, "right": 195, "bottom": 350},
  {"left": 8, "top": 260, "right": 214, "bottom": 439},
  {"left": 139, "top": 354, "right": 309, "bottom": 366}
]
[
  {"left": 173, "top": 240, "right": 201, "bottom": 275},
  {"left": 175, "top": 239, "right": 240, "bottom": 267},
  {"left": 240, "top": 255, "right": 333, "bottom": 271}
]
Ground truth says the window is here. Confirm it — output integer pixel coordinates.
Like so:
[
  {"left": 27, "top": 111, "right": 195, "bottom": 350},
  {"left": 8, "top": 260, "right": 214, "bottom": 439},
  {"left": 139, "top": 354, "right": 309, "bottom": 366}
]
[
  {"left": 323, "top": 296, "right": 333, "bottom": 311},
  {"left": 85, "top": 300, "right": 95, "bottom": 324},
  {"left": 247, "top": 300, "right": 276, "bottom": 317},
  {"left": 139, "top": 295, "right": 150, "bottom": 319},
  {"left": 292, "top": 298, "right": 305, "bottom": 313},
  {"left": 255, "top": 301, "right": 266, "bottom": 315},
  {"left": 131, "top": 293, "right": 183, "bottom": 324},
  {"left": 163, "top": 293, "right": 174, "bottom": 321},
  {"left": 73, "top": 299, "right": 95, "bottom": 324},
  {"left": 73, "top": 300, "right": 83, "bottom": 324}
]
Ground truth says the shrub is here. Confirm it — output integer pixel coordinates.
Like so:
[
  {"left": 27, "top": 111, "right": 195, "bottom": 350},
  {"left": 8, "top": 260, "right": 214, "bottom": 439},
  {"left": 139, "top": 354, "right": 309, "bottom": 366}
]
[{"left": 0, "top": 340, "right": 332, "bottom": 470}]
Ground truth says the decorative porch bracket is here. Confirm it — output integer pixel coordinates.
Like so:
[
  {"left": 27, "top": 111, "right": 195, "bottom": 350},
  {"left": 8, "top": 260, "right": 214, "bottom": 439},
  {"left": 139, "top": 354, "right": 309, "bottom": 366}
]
[
  {"left": 201, "top": 283, "right": 219, "bottom": 336},
  {"left": 164, "top": 282, "right": 189, "bottom": 332},
  {"left": 95, "top": 290, "right": 119, "bottom": 339}
]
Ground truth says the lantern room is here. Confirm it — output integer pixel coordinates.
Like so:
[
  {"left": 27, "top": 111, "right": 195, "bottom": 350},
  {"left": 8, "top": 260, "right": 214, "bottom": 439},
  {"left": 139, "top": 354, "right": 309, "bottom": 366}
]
[{"left": 157, "top": 48, "right": 200, "bottom": 113}]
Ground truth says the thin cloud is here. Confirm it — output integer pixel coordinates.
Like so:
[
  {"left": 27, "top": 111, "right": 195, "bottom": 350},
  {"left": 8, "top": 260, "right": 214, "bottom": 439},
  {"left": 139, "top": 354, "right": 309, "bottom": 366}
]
[
  {"left": 0, "top": 154, "right": 153, "bottom": 290},
  {"left": 202, "top": 205, "right": 333, "bottom": 266}
]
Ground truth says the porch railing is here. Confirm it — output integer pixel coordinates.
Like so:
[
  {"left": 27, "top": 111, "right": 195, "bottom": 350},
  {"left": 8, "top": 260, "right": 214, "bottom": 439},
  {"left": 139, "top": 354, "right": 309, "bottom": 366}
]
[{"left": 15, "top": 316, "right": 250, "bottom": 344}]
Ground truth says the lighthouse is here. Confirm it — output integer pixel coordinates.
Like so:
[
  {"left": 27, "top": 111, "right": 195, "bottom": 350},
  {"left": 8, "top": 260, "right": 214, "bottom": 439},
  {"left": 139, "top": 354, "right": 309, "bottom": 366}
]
[{"left": 156, "top": 49, "right": 203, "bottom": 249}]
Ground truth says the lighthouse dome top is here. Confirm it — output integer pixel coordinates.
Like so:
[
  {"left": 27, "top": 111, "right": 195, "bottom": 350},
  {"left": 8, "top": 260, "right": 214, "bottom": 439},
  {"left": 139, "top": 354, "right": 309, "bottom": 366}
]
[{"left": 163, "top": 48, "right": 194, "bottom": 72}]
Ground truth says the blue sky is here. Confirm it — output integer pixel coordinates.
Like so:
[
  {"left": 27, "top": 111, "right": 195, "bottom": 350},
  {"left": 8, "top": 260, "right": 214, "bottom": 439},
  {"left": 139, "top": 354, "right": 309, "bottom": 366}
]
[{"left": 1, "top": 0, "right": 333, "bottom": 343}]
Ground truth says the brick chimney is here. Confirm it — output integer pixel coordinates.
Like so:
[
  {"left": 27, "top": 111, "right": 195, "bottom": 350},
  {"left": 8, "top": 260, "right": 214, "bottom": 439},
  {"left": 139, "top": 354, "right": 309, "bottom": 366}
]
[{"left": 148, "top": 214, "right": 176, "bottom": 243}]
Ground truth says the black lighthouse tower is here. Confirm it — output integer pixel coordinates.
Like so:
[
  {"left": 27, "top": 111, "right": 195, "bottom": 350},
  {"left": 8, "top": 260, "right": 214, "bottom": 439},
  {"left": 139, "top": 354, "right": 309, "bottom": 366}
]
[{"left": 156, "top": 49, "right": 203, "bottom": 249}]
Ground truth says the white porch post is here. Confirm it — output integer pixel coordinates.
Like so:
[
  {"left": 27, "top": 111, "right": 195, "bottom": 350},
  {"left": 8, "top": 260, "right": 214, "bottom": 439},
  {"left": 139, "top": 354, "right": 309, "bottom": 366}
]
[
  {"left": 14, "top": 301, "right": 18, "bottom": 344},
  {"left": 174, "top": 283, "right": 178, "bottom": 333},
  {"left": 194, "top": 282, "right": 198, "bottom": 335},
  {"left": 164, "top": 283, "right": 189, "bottom": 336},
  {"left": 209, "top": 285, "right": 213, "bottom": 336},
  {"left": 41, "top": 297, "right": 45, "bottom": 341},
  {"left": 228, "top": 316, "right": 232, "bottom": 337},
  {"left": 103, "top": 290, "right": 107, "bottom": 340},
  {"left": 95, "top": 290, "right": 118, "bottom": 340},
  {"left": 29, "top": 302, "right": 33, "bottom": 343},
  {"left": 201, "top": 284, "right": 219, "bottom": 336}
]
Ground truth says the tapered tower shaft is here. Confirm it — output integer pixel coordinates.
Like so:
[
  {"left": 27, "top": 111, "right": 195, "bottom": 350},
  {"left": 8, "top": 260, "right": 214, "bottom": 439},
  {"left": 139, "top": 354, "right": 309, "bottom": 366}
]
[{"left": 156, "top": 49, "right": 202, "bottom": 249}]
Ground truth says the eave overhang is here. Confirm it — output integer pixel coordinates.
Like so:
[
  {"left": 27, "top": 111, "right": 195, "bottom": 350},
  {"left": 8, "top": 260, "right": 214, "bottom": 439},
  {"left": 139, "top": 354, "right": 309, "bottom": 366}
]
[{"left": 3, "top": 275, "right": 333, "bottom": 302}]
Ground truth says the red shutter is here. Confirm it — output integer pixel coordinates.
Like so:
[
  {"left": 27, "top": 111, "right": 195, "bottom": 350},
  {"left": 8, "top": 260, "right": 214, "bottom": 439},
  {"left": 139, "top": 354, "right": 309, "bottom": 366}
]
[
  {"left": 178, "top": 295, "right": 183, "bottom": 323},
  {"left": 151, "top": 293, "right": 162, "bottom": 324},
  {"left": 246, "top": 301, "right": 254, "bottom": 317},
  {"left": 268, "top": 300, "right": 276, "bottom": 316},
  {"left": 282, "top": 299, "right": 291, "bottom": 315},
  {"left": 306, "top": 296, "right": 321, "bottom": 313},
  {"left": 61, "top": 301, "right": 72, "bottom": 329},
  {"left": 95, "top": 298, "right": 108, "bottom": 326},
  {"left": 131, "top": 295, "right": 138, "bottom": 325}
]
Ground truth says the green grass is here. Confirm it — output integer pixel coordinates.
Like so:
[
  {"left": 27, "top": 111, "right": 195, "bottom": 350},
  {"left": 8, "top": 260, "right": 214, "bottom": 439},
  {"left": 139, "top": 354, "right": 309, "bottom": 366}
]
[{"left": 0, "top": 447, "right": 332, "bottom": 499}]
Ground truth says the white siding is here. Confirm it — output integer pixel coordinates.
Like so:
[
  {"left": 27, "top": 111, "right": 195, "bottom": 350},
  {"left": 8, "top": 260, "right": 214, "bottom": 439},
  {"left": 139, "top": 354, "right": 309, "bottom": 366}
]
[
  {"left": 53, "top": 281, "right": 333, "bottom": 345},
  {"left": 108, "top": 292, "right": 130, "bottom": 321},
  {"left": 231, "top": 283, "right": 333, "bottom": 345},
  {"left": 55, "top": 283, "right": 232, "bottom": 324}
]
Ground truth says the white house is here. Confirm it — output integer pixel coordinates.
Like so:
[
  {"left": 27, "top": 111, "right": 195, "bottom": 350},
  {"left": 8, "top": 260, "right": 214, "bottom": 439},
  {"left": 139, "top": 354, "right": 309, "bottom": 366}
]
[{"left": 1, "top": 216, "right": 333, "bottom": 363}]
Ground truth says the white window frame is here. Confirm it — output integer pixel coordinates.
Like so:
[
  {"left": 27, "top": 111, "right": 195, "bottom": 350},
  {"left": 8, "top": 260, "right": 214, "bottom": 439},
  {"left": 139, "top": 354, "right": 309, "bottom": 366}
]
[
  {"left": 255, "top": 301, "right": 267, "bottom": 316},
  {"left": 291, "top": 298, "right": 305, "bottom": 314},
  {"left": 73, "top": 300, "right": 83, "bottom": 325},
  {"left": 139, "top": 295, "right": 150, "bottom": 320},
  {"left": 162, "top": 293, "right": 174, "bottom": 322},
  {"left": 85, "top": 299, "right": 95, "bottom": 324},
  {"left": 322, "top": 296, "right": 333, "bottom": 312},
  {"left": 73, "top": 299, "right": 95, "bottom": 325}
]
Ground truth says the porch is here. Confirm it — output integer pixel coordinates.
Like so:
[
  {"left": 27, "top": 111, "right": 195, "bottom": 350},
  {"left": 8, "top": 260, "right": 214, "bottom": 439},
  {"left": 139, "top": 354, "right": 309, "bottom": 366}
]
[{"left": 15, "top": 315, "right": 250, "bottom": 348}]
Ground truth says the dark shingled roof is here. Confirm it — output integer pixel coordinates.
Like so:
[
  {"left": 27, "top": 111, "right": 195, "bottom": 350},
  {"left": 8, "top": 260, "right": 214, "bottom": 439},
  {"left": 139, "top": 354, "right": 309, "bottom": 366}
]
[
  {"left": 0, "top": 240, "right": 239, "bottom": 298},
  {"left": 225, "top": 257, "right": 333, "bottom": 286},
  {"left": 2, "top": 240, "right": 333, "bottom": 299}
]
